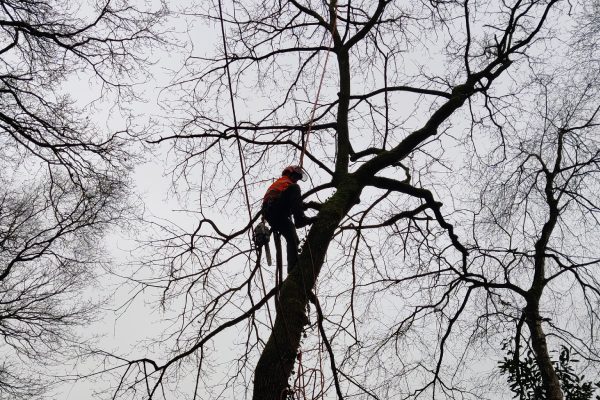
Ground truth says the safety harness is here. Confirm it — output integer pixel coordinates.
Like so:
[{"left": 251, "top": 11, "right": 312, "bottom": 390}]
[{"left": 263, "top": 175, "right": 295, "bottom": 205}]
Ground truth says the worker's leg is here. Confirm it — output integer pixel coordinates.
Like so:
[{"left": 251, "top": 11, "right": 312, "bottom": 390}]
[
  {"left": 272, "top": 231, "right": 283, "bottom": 293},
  {"left": 276, "top": 218, "right": 299, "bottom": 272},
  {"left": 263, "top": 205, "right": 299, "bottom": 273}
]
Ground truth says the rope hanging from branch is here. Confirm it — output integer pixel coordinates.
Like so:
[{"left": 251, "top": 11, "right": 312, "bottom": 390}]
[
  {"left": 299, "top": 2, "right": 338, "bottom": 168},
  {"left": 217, "top": 2, "right": 334, "bottom": 396},
  {"left": 216, "top": 0, "right": 253, "bottom": 222},
  {"left": 217, "top": 0, "right": 277, "bottom": 331}
]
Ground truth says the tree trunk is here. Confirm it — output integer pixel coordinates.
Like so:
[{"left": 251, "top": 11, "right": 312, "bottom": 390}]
[
  {"left": 524, "top": 303, "right": 564, "bottom": 400},
  {"left": 252, "top": 179, "right": 361, "bottom": 400},
  {"left": 523, "top": 154, "right": 563, "bottom": 399}
]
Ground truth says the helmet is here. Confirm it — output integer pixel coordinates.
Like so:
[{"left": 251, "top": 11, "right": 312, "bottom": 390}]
[{"left": 282, "top": 165, "right": 307, "bottom": 181}]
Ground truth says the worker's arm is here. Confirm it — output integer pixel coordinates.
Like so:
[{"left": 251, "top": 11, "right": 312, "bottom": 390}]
[{"left": 286, "top": 184, "right": 316, "bottom": 228}]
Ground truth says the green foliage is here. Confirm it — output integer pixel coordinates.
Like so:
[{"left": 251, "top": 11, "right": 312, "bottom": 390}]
[{"left": 499, "top": 342, "right": 600, "bottom": 400}]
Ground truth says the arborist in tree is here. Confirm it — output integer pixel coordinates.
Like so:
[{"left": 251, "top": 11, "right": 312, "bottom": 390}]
[{"left": 262, "top": 165, "right": 316, "bottom": 273}]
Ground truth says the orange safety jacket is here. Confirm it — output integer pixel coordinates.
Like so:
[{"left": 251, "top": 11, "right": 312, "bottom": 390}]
[{"left": 263, "top": 175, "right": 294, "bottom": 204}]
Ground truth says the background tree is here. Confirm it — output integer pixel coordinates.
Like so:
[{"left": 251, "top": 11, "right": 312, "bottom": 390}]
[
  {"left": 434, "top": 1, "right": 600, "bottom": 391},
  {"left": 0, "top": 0, "right": 164, "bottom": 397},
  {"left": 96, "top": 0, "right": 600, "bottom": 399},
  {"left": 499, "top": 343, "right": 600, "bottom": 400}
]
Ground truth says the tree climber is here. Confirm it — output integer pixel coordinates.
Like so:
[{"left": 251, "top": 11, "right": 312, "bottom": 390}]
[{"left": 262, "top": 165, "right": 316, "bottom": 273}]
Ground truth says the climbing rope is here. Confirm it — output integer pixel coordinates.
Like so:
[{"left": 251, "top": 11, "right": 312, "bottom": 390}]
[
  {"left": 299, "top": 45, "right": 332, "bottom": 168},
  {"left": 216, "top": 0, "right": 278, "bottom": 332},
  {"left": 299, "top": 3, "right": 338, "bottom": 168},
  {"left": 216, "top": 0, "right": 252, "bottom": 221},
  {"left": 293, "top": 5, "right": 339, "bottom": 397},
  {"left": 218, "top": 0, "right": 336, "bottom": 397}
]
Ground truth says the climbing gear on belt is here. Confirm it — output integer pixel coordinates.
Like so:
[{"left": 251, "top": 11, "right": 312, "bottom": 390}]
[
  {"left": 253, "top": 221, "right": 272, "bottom": 266},
  {"left": 263, "top": 175, "right": 295, "bottom": 204}
]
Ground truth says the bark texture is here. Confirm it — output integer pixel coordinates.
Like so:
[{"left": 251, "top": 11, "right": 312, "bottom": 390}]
[{"left": 525, "top": 303, "right": 564, "bottom": 400}]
